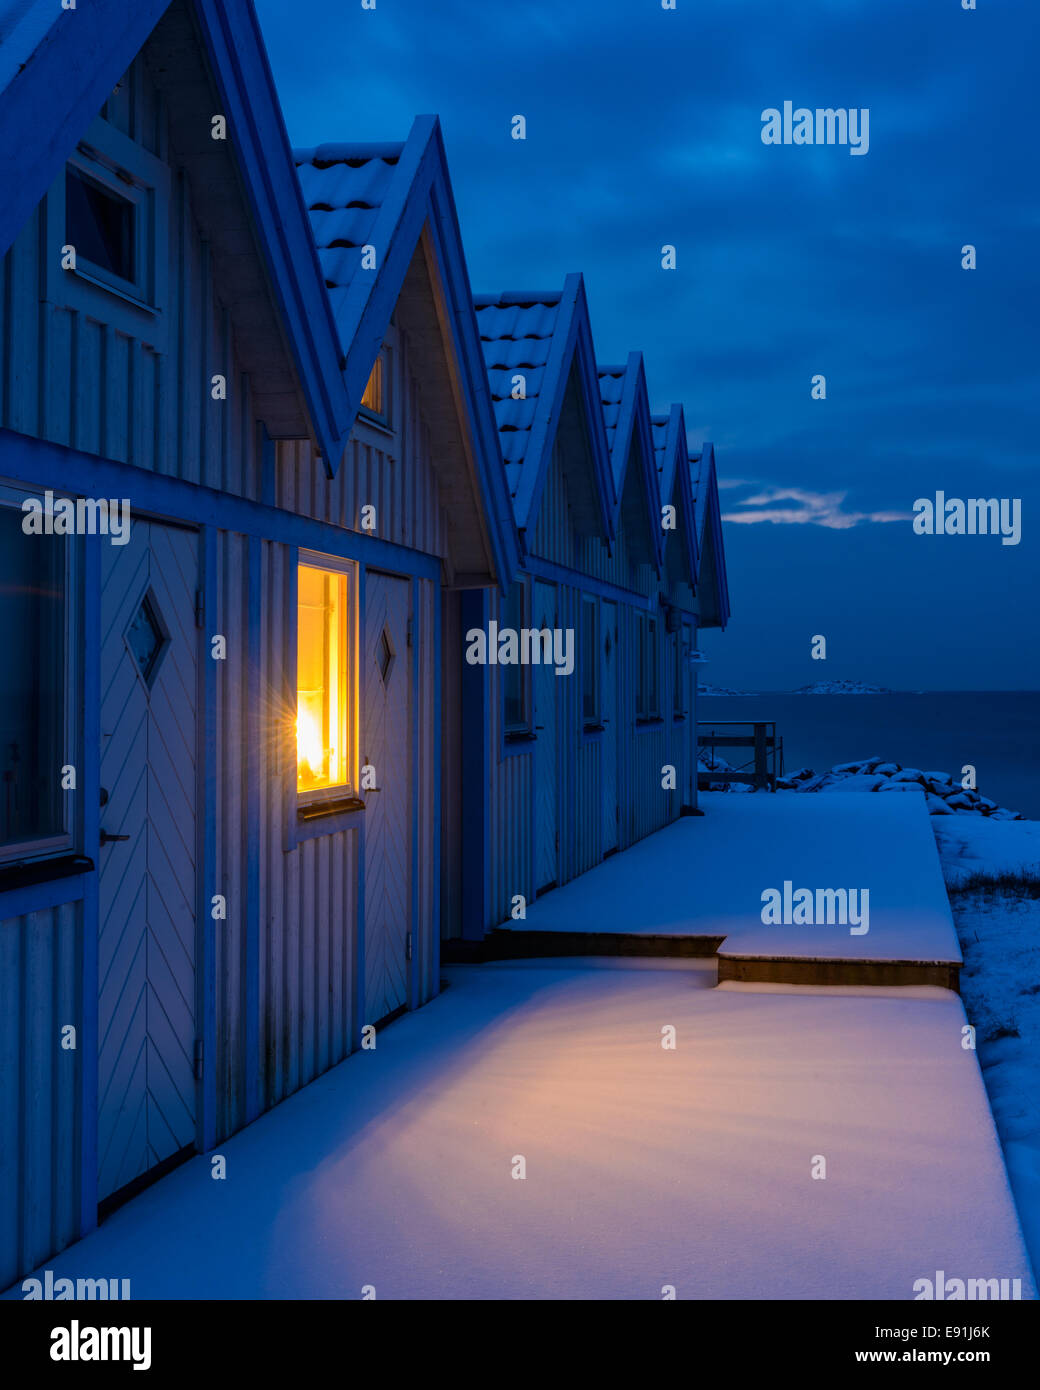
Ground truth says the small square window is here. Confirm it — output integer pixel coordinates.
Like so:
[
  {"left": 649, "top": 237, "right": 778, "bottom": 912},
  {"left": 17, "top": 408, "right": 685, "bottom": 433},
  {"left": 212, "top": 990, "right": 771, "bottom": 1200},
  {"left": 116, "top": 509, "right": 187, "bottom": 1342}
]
[
  {"left": 297, "top": 560, "right": 356, "bottom": 794},
  {"left": 66, "top": 167, "right": 135, "bottom": 284}
]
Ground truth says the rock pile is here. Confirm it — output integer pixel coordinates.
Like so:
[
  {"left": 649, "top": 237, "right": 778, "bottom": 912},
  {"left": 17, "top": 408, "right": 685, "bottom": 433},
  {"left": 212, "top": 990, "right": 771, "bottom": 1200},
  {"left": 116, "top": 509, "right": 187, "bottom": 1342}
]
[{"left": 774, "top": 757, "right": 1024, "bottom": 819}]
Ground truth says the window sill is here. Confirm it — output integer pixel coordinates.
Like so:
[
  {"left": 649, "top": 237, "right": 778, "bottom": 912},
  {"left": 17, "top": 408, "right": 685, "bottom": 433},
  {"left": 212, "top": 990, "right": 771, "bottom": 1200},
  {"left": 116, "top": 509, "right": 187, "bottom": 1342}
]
[
  {"left": 298, "top": 794, "right": 365, "bottom": 822},
  {"left": 635, "top": 716, "right": 665, "bottom": 728},
  {"left": 583, "top": 721, "right": 605, "bottom": 734},
  {"left": 504, "top": 729, "right": 536, "bottom": 745},
  {"left": 0, "top": 853, "right": 94, "bottom": 894},
  {"left": 68, "top": 264, "right": 157, "bottom": 316},
  {"left": 356, "top": 407, "right": 394, "bottom": 438}
]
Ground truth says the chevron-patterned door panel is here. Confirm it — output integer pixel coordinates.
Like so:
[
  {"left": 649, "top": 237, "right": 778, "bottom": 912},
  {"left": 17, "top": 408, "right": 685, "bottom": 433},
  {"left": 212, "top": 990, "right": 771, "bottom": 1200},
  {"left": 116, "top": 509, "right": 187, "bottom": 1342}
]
[
  {"left": 97, "top": 520, "right": 198, "bottom": 1203},
  {"left": 601, "top": 600, "right": 619, "bottom": 854},
  {"left": 533, "top": 581, "right": 558, "bottom": 892},
  {"left": 362, "top": 571, "right": 412, "bottom": 1026}
]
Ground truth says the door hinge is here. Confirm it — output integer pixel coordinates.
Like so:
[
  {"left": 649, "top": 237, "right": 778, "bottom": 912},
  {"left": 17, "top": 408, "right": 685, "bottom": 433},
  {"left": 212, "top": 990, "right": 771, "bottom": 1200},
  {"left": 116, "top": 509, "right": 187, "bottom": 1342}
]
[
  {"left": 406, "top": 931, "right": 413, "bottom": 962},
  {"left": 406, "top": 617, "right": 413, "bottom": 648},
  {"left": 194, "top": 589, "right": 205, "bottom": 629},
  {"left": 193, "top": 1038, "right": 204, "bottom": 1079}
]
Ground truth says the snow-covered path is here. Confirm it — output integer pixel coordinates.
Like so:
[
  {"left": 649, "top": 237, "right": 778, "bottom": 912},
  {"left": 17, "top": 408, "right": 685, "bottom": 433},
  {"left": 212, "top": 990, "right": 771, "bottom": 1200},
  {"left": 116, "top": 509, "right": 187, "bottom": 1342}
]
[
  {"left": 504, "top": 794, "right": 962, "bottom": 969},
  {"left": 12, "top": 959, "right": 1033, "bottom": 1300}
]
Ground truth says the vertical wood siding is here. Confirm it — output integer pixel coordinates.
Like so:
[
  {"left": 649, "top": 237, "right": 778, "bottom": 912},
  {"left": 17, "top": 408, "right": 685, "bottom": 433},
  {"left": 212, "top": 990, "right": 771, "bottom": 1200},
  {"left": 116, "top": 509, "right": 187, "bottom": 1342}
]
[
  {"left": 0, "top": 903, "right": 81, "bottom": 1289},
  {"left": 1, "top": 45, "right": 456, "bottom": 1288},
  {"left": 481, "top": 417, "right": 698, "bottom": 930},
  {"left": 276, "top": 324, "right": 451, "bottom": 562},
  {"left": 0, "top": 139, "right": 263, "bottom": 497},
  {"left": 440, "top": 592, "right": 463, "bottom": 939}
]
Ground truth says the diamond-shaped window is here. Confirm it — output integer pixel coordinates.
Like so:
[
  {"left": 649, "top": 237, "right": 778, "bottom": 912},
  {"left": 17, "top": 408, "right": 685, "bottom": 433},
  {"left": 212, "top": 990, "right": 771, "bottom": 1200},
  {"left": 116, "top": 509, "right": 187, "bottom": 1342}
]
[
  {"left": 378, "top": 625, "right": 395, "bottom": 686},
  {"left": 126, "top": 590, "right": 167, "bottom": 688}
]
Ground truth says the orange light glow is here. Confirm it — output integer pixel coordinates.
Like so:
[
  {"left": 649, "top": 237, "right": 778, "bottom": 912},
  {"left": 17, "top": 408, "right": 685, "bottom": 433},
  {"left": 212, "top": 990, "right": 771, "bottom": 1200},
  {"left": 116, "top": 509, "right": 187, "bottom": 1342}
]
[{"left": 297, "top": 562, "right": 353, "bottom": 792}]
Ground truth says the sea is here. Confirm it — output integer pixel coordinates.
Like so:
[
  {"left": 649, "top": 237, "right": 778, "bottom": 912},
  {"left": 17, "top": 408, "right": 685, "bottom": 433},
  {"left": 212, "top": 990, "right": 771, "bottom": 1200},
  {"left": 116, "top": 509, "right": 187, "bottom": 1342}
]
[{"left": 697, "top": 691, "right": 1040, "bottom": 820}]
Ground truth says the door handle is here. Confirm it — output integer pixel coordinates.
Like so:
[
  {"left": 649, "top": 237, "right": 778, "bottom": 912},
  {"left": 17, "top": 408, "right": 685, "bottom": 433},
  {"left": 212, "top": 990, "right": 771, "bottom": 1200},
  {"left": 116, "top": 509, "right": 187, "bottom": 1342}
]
[{"left": 100, "top": 830, "right": 131, "bottom": 844}]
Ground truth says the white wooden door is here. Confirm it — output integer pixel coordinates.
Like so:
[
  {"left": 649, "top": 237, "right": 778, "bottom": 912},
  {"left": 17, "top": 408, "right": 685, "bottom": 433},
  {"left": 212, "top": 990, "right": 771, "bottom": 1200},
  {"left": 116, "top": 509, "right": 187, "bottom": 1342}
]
[
  {"left": 601, "top": 600, "right": 619, "bottom": 853},
  {"left": 533, "top": 580, "right": 558, "bottom": 892},
  {"left": 97, "top": 520, "right": 198, "bottom": 1203},
  {"left": 362, "top": 571, "right": 412, "bottom": 1025}
]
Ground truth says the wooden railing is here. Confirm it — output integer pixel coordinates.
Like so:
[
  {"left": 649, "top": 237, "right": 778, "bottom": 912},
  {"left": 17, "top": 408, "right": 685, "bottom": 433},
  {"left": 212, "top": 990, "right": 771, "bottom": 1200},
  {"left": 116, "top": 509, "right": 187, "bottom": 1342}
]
[{"left": 697, "top": 721, "right": 784, "bottom": 792}]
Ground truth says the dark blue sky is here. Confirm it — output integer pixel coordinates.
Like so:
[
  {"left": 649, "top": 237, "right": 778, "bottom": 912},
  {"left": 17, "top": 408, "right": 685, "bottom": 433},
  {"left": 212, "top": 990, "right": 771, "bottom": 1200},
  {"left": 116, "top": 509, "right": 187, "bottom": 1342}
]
[{"left": 256, "top": 0, "right": 1038, "bottom": 690}]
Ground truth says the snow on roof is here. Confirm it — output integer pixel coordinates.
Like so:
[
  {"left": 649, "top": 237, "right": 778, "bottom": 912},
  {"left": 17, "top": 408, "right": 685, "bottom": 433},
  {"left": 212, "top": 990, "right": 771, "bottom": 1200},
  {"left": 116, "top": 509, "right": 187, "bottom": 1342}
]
[
  {"left": 650, "top": 413, "right": 670, "bottom": 474},
  {"left": 294, "top": 143, "right": 405, "bottom": 322},
  {"left": 596, "top": 364, "right": 627, "bottom": 454},
  {"left": 473, "top": 290, "right": 562, "bottom": 495}
]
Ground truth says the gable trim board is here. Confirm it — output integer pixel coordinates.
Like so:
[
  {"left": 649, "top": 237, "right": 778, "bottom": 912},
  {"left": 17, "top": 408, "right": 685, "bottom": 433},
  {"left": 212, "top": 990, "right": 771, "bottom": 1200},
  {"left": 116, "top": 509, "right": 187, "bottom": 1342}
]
[
  {"left": 690, "top": 444, "right": 731, "bottom": 630},
  {"left": 652, "top": 404, "right": 700, "bottom": 594},
  {"left": 598, "top": 353, "right": 665, "bottom": 574},
  {"left": 0, "top": 0, "right": 354, "bottom": 471}
]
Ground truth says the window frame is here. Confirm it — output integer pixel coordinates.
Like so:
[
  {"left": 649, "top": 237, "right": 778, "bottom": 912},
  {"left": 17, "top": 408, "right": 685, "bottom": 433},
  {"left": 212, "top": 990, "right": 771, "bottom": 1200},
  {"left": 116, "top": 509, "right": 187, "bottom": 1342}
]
[
  {"left": 0, "top": 484, "right": 79, "bottom": 866},
  {"left": 673, "top": 626, "right": 686, "bottom": 722},
  {"left": 359, "top": 346, "right": 392, "bottom": 427},
  {"left": 65, "top": 162, "right": 140, "bottom": 297},
  {"left": 581, "top": 594, "right": 602, "bottom": 731},
  {"left": 44, "top": 114, "right": 169, "bottom": 351},
  {"left": 636, "top": 611, "right": 662, "bottom": 724},
  {"left": 501, "top": 577, "right": 533, "bottom": 742},
  {"left": 295, "top": 549, "right": 360, "bottom": 815}
]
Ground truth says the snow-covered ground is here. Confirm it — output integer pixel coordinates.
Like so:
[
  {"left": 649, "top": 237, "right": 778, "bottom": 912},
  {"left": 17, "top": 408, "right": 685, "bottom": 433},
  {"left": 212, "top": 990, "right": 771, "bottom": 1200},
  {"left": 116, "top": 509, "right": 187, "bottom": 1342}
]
[
  {"left": 934, "top": 817, "right": 1040, "bottom": 888},
  {"left": 702, "top": 748, "right": 1040, "bottom": 1277},
  {"left": 8, "top": 959, "right": 1033, "bottom": 1300},
  {"left": 505, "top": 793, "right": 960, "bottom": 966},
  {"left": 934, "top": 823, "right": 1040, "bottom": 1278}
]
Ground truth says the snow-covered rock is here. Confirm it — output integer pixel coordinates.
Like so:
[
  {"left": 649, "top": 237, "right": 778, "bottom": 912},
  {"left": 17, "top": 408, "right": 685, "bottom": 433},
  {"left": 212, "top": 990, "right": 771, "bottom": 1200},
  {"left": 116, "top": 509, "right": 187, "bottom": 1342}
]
[
  {"left": 819, "top": 774, "right": 884, "bottom": 794},
  {"left": 771, "top": 754, "right": 1024, "bottom": 819}
]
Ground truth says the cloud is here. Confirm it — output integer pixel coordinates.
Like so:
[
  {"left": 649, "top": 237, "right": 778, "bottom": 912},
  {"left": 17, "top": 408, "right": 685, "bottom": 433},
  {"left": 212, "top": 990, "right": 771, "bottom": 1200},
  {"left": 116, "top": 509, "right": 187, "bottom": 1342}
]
[{"left": 722, "top": 486, "right": 909, "bottom": 529}]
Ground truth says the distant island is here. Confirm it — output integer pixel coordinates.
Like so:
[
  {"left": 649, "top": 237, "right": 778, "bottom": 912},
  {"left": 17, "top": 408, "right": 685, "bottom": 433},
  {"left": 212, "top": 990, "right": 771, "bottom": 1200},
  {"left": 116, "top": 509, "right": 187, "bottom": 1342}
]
[
  {"left": 792, "top": 679, "right": 893, "bottom": 695},
  {"left": 700, "top": 679, "right": 895, "bottom": 696}
]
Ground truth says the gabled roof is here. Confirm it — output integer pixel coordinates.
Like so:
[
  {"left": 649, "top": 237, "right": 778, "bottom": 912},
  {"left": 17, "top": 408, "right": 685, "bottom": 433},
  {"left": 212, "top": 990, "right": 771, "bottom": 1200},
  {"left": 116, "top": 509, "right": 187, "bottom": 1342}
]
[
  {"left": 598, "top": 354, "right": 664, "bottom": 573},
  {"left": 473, "top": 273, "right": 615, "bottom": 542},
  {"left": 296, "top": 118, "right": 520, "bottom": 588},
  {"left": 689, "top": 444, "right": 731, "bottom": 629},
  {"left": 0, "top": 0, "right": 354, "bottom": 469},
  {"left": 651, "top": 404, "right": 700, "bottom": 593}
]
